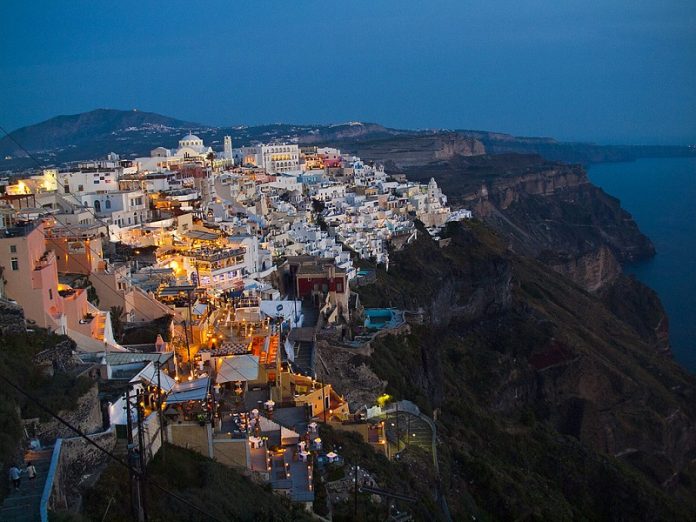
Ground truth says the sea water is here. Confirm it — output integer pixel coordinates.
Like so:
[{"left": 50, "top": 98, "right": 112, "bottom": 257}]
[{"left": 588, "top": 157, "right": 696, "bottom": 372}]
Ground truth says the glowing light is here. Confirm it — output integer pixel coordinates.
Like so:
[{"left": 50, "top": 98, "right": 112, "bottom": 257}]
[{"left": 376, "top": 394, "right": 392, "bottom": 407}]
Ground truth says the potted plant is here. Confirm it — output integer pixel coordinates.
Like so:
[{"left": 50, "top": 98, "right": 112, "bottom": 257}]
[{"left": 196, "top": 413, "right": 207, "bottom": 426}]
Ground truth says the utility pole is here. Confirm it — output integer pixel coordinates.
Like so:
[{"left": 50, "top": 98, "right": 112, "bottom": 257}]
[
  {"left": 136, "top": 389, "right": 149, "bottom": 522},
  {"left": 125, "top": 387, "right": 142, "bottom": 521},
  {"left": 183, "top": 317, "right": 192, "bottom": 379},
  {"left": 186, "top": 288, "right": 195, "bottom": 378},
  {"left": 396, "top": 402, "right": 400, "bottom": 452},
  {"left": 353, "top": 458, "right": 359, "bottom": 517},
  {"left": 321, "top": 376, "right": 327, "bottom": 424},
  {"left": 155, "top": 360, "right": 166, "bottom": 461}
]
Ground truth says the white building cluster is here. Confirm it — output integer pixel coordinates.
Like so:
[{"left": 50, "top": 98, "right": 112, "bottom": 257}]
[
  {"left": 2, "top": 131, "right": 471, "bottom": 288},
  {"left": 0, "top": 130, "right": 474, "bottom": 511}
]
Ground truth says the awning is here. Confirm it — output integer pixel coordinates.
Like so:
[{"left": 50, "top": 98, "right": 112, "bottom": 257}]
[
  {"left": 192, "top": 303, "right": 208, "bottom": 316},
  {"left": 216, "top": 355, "right": 259, "bottom": 383},
  {"left": 165, "top": 376, "right": 210, "bottom": 404},
  {"left": 130, "top": 362, "right": 176, "bottom": 392}
]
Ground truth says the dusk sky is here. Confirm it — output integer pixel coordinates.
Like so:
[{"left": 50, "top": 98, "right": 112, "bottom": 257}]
[{"left": 2, "top": 0, "right": 695, "bottom": 144}]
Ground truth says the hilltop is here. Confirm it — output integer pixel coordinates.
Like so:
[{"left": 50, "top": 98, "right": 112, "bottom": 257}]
[{"left": 2, "top": 109, "right": 694, "bottom": 171}]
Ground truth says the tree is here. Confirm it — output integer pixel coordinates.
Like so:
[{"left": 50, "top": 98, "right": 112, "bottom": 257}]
[{"left": 110, "top": 306, "right": 124, "bottom": 342}]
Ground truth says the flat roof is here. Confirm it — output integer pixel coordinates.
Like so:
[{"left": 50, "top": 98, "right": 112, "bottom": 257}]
[
  {"left": 185, "top": 229, "right": 219, "bottom": 241},
  {"left": 103, "top": 352, "right": 173, "bottom": 365}
]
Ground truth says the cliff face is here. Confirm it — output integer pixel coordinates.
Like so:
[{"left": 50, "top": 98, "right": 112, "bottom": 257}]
[
  {"left": 334, "top": 133, "right": 485, "bottom": 168},
  {"left": 598, "top": 274, "right": 672, "bottom": 355},
  {"left": 357, "top": 223, "right": 696, "bottom": 520},
  {"left": 541, "top": 245, "right": 622, "bottom": 293},
  {"left": 465, "top": 164, "right": 654, "bottom": 264},
  {"left": 405, "top": 155, "right": 654, "bottom": 291}
]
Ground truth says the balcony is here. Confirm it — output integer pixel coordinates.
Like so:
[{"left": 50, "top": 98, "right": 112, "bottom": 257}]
[
  {"left": 34, "top": 251, "right": 56, "bottom": 271},
  {"left": 188, "top": 247, "right": 245, "bottom": 263}
]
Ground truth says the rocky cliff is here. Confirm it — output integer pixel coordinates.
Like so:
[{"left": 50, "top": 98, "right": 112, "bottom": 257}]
[
  {"left": 332, "top": 133, "right": 485, "bottom": 168},
  {"left": 407, "top": 155, "right": 654, "bottom": 275},
  {"left": 355, "top": 222, "right": 696, "bottom": 520}
]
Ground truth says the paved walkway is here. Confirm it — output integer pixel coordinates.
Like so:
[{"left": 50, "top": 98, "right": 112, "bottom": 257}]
[{"left": 0, "top": 448, "right": 53, "bottom": 522}]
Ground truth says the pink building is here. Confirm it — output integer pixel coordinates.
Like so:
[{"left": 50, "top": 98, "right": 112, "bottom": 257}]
[{"left": 0, "top": 220, "right": 121, "bottom": 352}]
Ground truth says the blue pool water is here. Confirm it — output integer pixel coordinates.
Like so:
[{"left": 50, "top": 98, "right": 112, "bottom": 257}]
[{"left": 364, "top": 308, "right": 400, "bottom": 329}]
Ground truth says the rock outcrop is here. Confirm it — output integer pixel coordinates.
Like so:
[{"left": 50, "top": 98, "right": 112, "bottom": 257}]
[
  {"left": 405, "top": 154, "right": 654, "bottom": 292},
  {"left": 336, "top": 133, "right": 485, "bottom": 168}
]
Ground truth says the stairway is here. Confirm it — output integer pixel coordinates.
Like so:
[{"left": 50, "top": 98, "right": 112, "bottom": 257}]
[{"left": 0, "top": 448, "right": 53, "bottom": 522}]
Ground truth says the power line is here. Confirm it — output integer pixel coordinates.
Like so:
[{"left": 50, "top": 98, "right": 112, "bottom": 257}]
[{"left": 0, "top": 370, "right": 226, "bottom": 522}]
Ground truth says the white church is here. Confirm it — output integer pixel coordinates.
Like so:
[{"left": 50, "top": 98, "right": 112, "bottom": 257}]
[{"left": 136, "top": 133, "right": 233, "bottom": 172}]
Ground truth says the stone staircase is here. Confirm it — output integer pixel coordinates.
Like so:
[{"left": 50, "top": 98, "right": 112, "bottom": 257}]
[{"left": 0, "top": 448, "right": 53, "bottom": 522}]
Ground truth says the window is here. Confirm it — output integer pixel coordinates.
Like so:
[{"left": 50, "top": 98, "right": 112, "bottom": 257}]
[
  {"left": 94, "top": 200, "right": 101, "bottom": 212},
  {"left": 105, "top": 199, "right": 111, "bottom": 209},
  {"left": 78, "top": 185, "right": 84, "bottom": 192},
  {"left": 64, "top": 185, "right": 70, "bottom": 194},
  {"left": 9, "top": 245, "right": 16, "bottom": 253},
  {"left": 48, "top": 288, "right": 53, "bottom": 300},
  {"left": 11, "top": 258, "right": 19, "bottom": 271}
]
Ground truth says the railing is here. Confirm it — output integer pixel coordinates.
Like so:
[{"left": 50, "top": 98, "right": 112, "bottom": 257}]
[{"left": 40, "top": 438, "right": 62, "bottom": 522}]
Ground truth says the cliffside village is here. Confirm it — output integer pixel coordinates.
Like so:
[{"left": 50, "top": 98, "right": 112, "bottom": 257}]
[{"left": 0, "top": 133, "right": 471, "bottom": 515}]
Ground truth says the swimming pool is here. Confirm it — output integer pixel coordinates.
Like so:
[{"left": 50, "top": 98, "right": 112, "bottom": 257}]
[{"left": 364, "top": 308, "right": 403, "bottom": 330}]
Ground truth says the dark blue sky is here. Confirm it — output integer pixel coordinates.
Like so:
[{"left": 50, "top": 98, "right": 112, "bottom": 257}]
[{"left": 2, "top": 0, "right": 695, "bottom": 144}]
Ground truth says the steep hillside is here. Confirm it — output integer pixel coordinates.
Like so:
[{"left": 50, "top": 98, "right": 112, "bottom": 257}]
[
  {"left": 406, "top": 155, "right": 653, "bottom": 270},
  {"left": 355, "top": 221, "right": 696, "bottom": 520},
  {"left": 77, "top": 444, "right": 312, "bottom": 522},
  {"left": 0, "top": 109, "right": 206, "bottom": 169}
]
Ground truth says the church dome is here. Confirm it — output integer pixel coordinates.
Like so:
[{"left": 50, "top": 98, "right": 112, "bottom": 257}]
[{"left": 181, "top": 133, "right": 201, "bottom": 142}]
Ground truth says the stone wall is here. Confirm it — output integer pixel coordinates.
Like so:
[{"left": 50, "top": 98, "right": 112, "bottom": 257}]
[
  {"left": 33, "top": 339, "right": 81, "bottom": 375},
  {"left": 51, "top": 428, "right": 117, "bottom": 512},
  {"left": 34, "top": 384, "right": 103, "bottom": 443},
  {"left": 169, "top": 422, "right": 211, "bottom": 458},
  {"left": 0, "top": 298, "right": 26, "bottom": 335},
  {"left": 212, "top": 438, "right": 248, "bottom": 469}
]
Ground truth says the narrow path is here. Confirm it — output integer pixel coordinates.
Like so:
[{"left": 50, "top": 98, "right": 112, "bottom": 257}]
[{"left": 0, "top": 448, "right": 53, "bottom": 522}]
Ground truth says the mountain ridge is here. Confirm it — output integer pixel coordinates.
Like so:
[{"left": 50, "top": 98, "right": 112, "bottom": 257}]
[{"left": 2, "top": 108, "right": 694, "bottom": 171}]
